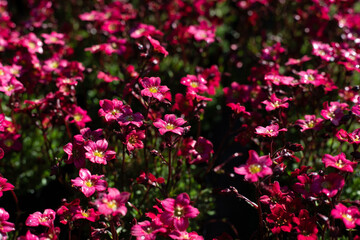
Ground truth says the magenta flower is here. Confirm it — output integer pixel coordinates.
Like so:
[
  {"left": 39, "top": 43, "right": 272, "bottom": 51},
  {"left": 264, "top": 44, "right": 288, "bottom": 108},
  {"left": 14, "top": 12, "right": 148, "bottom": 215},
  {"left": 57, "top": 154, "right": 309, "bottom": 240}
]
[
  {"left": 0, "top": 77, "right": 24, "bottom": 96},
  {"left": 227, "top": 103, "right": 251, "bottom": 116},
  {"left": 322, "top": 153, "right": 356, "bottom": 172},
  {"left": 0, "top": 177, "right": 14, "bottom": 198},
  {"left": 117, "top": 107, "right": 144, "bottom": 128},
  {"left": 265, "top": 204, "right": 293, "bottom": 234},
  {"left": 66, "top": 106, "right": 92, "bottom": 129},
  {"left": 71, "top": 168, "right": 107, "bottom": 197},
  {"left": 348, "top": 128, "right": 360, "bottom": 145},
  {"left": 255, "top": 123, "right": 287, "bottom": 137},
  {"left": 131, "top": 220, "right": 166, "bottom": 240},
  {"left": 125, "top": 130, "right": 145, "bottom": 152},
  {"left": 311, "top": 173, "right": 345, "bottom": 198},
  {"left": 41, "top": 32, "right": 65, "bottom": 45},
  {"left": 130, "top": 23, "right": 163, "bottom": 39},
  {"left": 63, "top": 142, "right": 86, "bottom": 169},
  {"left": 98, "top": 99, "right": 124, "bottom": 122},
  {"left": 293, "top": 209, "right": 318, "bottom": 240},
  {"left": 154, "top": 114, "right": 187, "bottom": 135},
  {"left": 187, "top": 137, "right": 214, "bottom": 164},
  {"left": 84, "top": 139, "right": 116, "bottom": 165},
  {"left": 160, "top": 193, "right": 199, "bottom": 231},
  {"left": 73, "top": 208, "right": 98, "bottom": 222},
  {"left": 93, "top": 188, "right": 130, "bottom": 217},
  {"left": 147, "top": 35, "right": 168, "bottom": 57},
  {"left": 321, "top": 101, "right": 348, "bottom": 126},
  {"left": 97, "top": 71, "right": 120, "bottom": 83},
  {"left": 187, "top": 20, "right": 216, "bottom": 44},
  {"left": 180, "top": 75, "right": 208, "bottom": 94},
  {"left": 0, "top": 208, "right": 14, "bottom": 237},
  {"left": 169, "top": 230, "right": 204, "bottom": 240},
  {"left": 74, "top": 128, "right": 103, "bottom": 144},
  {"left": 139, "top": 77, "right": 170, "bottom": 102},
  {"left": 264, "top": 74, "right": 296, "bottom": 86},
  {"left": 234, "top": 150, "right": 273, "bottom": 182},
  {"left": 297, "top": 69, "right": 327, "bottom": 86},
  {"left": 331, "top": 203, "right": 360, "bottom": 229},
  {"left": 25, "top": 209, "right": 56, "bottom": 228},
  {"left": 295, "top": 115, "right": 323, "bottom": 132},
  {"left": 262, "top": 93, "right": 290, "bottom": 111}
]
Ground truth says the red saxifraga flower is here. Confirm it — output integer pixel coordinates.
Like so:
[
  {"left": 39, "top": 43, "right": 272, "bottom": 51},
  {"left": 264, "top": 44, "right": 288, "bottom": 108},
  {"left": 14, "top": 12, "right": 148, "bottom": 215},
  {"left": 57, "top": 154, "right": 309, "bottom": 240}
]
[
  {"left": 160, "top": 193, "right": 199, "bottom": 231},
  {"left": 84, "top": 139, "right": 116, "bottom": 165},
  {"left": 234, "top": 150, "right": 273, "bottom": 182},
  {"left": 153, "top": 114, "right": 187, "bottom": 135},
  {"left": 140, "top": 77, "right": 170, "bottom": 102},
  {"left": 94, "top": 188, "right": 130, "bottom": 217},
  {"left": 71, "top": 168, "right": 107, "bottom": 197}
]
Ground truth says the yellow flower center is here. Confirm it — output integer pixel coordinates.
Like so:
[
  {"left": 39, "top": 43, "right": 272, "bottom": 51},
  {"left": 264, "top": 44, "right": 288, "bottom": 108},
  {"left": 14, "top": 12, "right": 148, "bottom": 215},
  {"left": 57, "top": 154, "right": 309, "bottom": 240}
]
[
  {"left": 149, "top": 86, "right": 158, "bottom": 93},
  {"left": 166, "top": 123, "right": 175, "bottom": 130},
  {"left": 6, "top": 85, "right": 14, "bottom": 92},
  {"left": 106, "top": 200, "right": 117, "bottom": 210},
  {"left": 190, "top": 82, "right": 199, "bottom": 88},
  {"left": 94, "top": 150, "right": 104, "bottom": 158},
  {"left": 342, "top": 213, "right": 353, "bottom": 222},
  {"left": 74, "top": 113, "right": 83, "bottom": 121},
  {"left": 84, "top": 180, "right": 93, "bottom": 187},
  {"left": 249, "top": 164, "right": 262, "bottom": 174},
  {"left": 174, "top": 206, "right": 184, "bottom": 217}
]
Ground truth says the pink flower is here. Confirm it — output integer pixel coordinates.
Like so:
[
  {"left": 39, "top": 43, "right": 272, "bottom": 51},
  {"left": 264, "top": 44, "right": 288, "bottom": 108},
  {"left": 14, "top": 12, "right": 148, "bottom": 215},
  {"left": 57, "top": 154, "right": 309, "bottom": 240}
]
[
  {"left": 131, "top": 220, "right": 166, "bottom": 240},
  {"left": 293, "top": 209, "right": 318, "bottom": 240},
  {"left": 285, "top": 55, "right": 311, "bottom": 66},
  {"left": 63, "top": 142, "right": 86, "bottom": 169},
  {"left": 97, "top": 71, "right": 120, "bottom": 83},
  {"left": 147, "top": 36, "right": 168, "bottom": 57},
  {"left": 262, "top": 93, "right": 290, "bottom": 111},
  {"left": 0, "top": 208, "right": 14, "bottom": 236},
  {"left": 130, "top": 23, "right": 163, "bottom": 39},
  {"left": 41, "top": 32, "right": 65, "bottom": 45},
  {"left": 125, "top": 130, "right": 145, "bottom": 152},
  {"left": 187, "top": 137, "right": 214, "bottom": 164},
  {"left": 98, "top": 99, "right": 124, "bottom": 122},
  {"left": 74, "top": 128, "right": 103, "bottom": 144},
  {"left": 331, "top": 203, "right": 360, "bottom": 229},
  {"left": 73, "top": 208, "right": 98, "bottom": 222},
  {"left": 297, "top": 69, "right": 327, "bottom": 87},
  {"left": 71, "top": 168, "right": 107, "bottom": 197},
  {"left": 160, "top": 193, "right": 199, "bottom": 231},
  {"left": 93, "top": 188, "right": 130, "bottom": 217},
  {"left": 255, "top": 123, "right": 287, "bottom": 137},
  {"left": 26, "top": 209, "right": 56, "bottom": 228},
  {"left": 153, "top": 114, "right": 187, "bottom": 135},
  {"left": 0, "top": 177, "right": 14, "bottom": 198},
  {"left": 117, "top": 107, "right": 144, "bottom": 128},
  {"left": 0, "top": 77, "right": 24, "bottom": 96},
  {"left": 187, "top": 21, "right": 216, "bottom": 44},
  {"left": 169, "top": 230, "right": 204, "bottom": 240},
  {"left": 227, "top": 103, "right": 251, "bottom": 116},
  {"left": 320, "top": 101, "right": 348, "bottom": 126},
  {"left": 266, "top": 204, "right": 293, "bottom": 234},
  {"left": 234, "top": 150, "right": 273, "bottom": 182},
  {"left": 311, "top": 173, "right": 345, "bottom": 198},
  {"left": 322, "top": 153, "right": 356, "bottom": 172},
  {"left": 295, "top": 115, "right": 323, "bottom": 132},
  {"left": 84, "top": 139, "right": 116, "bottom": 165},
  {"left": 264, "top": 74, "right": 296, "bottom": 86},
  {"left": 18, "top": 230, "right": 39, "bottom": 240},
  {"left": 140, "top": 77, "right": 170, "bottom": 101},
  {"left": 180, "top": 75, "right": 208, "bottom": 94},
  {"left": 66, "top": 106, "right": 92, "bottom": 129}
]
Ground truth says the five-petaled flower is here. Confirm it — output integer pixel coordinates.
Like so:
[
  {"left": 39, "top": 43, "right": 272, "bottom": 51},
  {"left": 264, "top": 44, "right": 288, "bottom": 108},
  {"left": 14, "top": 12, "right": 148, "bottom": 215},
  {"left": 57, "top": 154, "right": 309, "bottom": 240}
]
[
  {"left": 84, "top": 139, "right": 116, "bottom": 165},
  {"left": 331, "top": 203, "right": 360, "bottom": 229},
  {"left": 234, "top": 150, "right": 273, "bottom": 182},
  {"left": 140, "top": 77, "right": 170, "bottom": 102},
  {"left": 160, "top": 193, "right": 199, "bottom": 231},
  {"left": 153, "top": 114, "right": 187, "bottom": 135},
  {"left": 71, "top": 168, "right": 107, "bottom": 197}
]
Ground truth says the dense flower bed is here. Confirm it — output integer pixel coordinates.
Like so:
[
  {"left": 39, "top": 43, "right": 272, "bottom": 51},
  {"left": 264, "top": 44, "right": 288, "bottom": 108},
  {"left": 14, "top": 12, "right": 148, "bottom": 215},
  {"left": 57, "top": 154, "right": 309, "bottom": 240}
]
[{"left": 1, "top": 0, "right": 360, "bottom": 239}]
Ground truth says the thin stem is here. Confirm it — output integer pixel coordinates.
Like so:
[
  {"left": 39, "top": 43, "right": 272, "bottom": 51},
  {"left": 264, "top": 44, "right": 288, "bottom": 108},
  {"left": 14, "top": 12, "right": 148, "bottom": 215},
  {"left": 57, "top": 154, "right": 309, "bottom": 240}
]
[
  {"left": 256, "top": 182, "right": 264, "bottom": 240},
  {"left": 121, "top": 144, "right": 126, "bottom": 190},
  {"left": 166, "top": 147, "right": 172, "bottom": 193}
]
